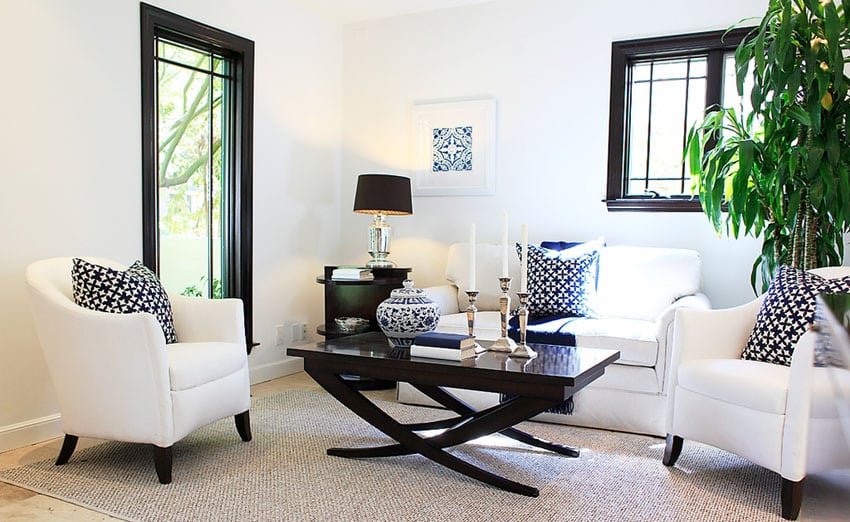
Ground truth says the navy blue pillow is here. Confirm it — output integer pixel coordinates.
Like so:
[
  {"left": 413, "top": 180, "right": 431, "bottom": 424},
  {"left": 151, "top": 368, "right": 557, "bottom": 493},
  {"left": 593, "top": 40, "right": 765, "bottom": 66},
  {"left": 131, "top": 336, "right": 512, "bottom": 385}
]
[
  {"left": 743, "top": 265, "right": 850, "bottom": 366},
  {"left": 540, "top": 241, "right": 585, "bottom": 251},
  {"left": 517, "top": 243, "right": 599, "bottom": 318},
  {"left": 72, "top": 258, "right": 178, "bottom": 344}
]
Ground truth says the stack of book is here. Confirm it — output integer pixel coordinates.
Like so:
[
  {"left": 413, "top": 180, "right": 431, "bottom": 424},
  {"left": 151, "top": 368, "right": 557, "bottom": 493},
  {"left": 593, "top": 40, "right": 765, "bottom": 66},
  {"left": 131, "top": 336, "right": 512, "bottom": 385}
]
[
  {"left": 410, "top": 332, "right": 477, "bottom": 361},
  {"left": 331, "top": 267, "right": 374, "bottom": 281}
]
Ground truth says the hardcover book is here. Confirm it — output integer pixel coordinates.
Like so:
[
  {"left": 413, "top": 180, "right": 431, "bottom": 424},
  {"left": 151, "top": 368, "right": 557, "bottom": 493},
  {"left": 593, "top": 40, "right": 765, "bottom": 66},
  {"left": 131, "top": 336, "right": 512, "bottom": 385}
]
[
  {"left": 412, "top": 332, "right": 475, "bottom": 349},
  {"left": 331, "top": 267, "right": 374, "bottom": 281},
  {"left": 410, "top": 344, "right": 477, "bottom": 361}
]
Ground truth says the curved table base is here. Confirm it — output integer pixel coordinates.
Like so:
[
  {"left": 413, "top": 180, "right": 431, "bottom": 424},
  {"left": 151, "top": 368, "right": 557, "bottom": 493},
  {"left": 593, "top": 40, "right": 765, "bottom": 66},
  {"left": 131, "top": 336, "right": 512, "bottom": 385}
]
[{"left": 307, "top": 369, "right": 579, "bottom": 497}]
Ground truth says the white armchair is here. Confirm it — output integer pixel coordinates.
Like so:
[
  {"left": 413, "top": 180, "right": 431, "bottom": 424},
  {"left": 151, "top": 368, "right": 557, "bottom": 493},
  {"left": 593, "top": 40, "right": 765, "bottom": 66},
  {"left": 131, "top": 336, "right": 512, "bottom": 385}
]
[
  {"left": 663, "top": 267, "right": 850, "bottom": 520},
  {"left": 25, "top": 257, "right": 252, "bottom": 484}
]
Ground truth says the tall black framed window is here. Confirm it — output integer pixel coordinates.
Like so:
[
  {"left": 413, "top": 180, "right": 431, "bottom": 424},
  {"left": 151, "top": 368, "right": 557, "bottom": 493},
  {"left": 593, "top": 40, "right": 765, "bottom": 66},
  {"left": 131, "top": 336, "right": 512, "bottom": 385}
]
[
  {"left": 140, "top": 3, "right": 255, "bottom": 351},
  {"left": 606, "top": 28, "right": 751, "bottom": 212}
]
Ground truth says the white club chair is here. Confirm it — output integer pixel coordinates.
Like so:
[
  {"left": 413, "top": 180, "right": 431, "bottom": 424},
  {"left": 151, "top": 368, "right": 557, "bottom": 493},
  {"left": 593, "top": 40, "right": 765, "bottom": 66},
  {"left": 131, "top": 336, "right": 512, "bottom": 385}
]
[
  {"left": 663, "top": 267, "right": 850, "bottom": 520},
  {"left": 25, "top": 257, "right": 252, "bottom": 484}
]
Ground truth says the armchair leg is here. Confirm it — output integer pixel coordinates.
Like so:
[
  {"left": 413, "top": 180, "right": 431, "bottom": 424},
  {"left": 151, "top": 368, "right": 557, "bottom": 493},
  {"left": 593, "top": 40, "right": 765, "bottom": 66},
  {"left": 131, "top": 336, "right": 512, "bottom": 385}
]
[
  {"left": 235, "top": 410, "right": 252, "bottom": 442},
  {"left": 153, "top": 445, "right": 173, "bottom": 484},
  {"left": 55, "top": 434, "right": 78, "bottom": 465},
  {"left": 662, "top": 434, "right": 683, "bottom": 466},
  {"left": 781, "top": 477, "right": 804, "bottom": 520}
]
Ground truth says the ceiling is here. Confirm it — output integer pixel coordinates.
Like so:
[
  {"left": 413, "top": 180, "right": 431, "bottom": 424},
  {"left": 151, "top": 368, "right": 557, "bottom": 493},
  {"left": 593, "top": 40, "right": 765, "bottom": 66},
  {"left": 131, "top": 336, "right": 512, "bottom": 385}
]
[{"left": 292, "top": 0, "right": 497, "bottom": 24}]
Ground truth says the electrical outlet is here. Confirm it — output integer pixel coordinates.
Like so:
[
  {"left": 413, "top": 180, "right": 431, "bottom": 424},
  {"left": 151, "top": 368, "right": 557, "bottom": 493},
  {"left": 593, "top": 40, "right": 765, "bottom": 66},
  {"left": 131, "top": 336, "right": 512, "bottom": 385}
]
[
  {"left": 275, "top": 325, "right": 285, "bottom": 346},
  {"left": 290, "top": 323, "right": 303, "bottom": 344},
  {"left": 299, "top": 322, "right": 308, "bottom": 342}
]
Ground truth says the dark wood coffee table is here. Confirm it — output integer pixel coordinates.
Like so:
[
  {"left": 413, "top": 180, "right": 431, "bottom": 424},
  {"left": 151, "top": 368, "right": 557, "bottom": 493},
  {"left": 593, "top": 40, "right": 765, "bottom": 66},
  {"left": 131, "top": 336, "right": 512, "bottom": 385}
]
[{"left": 287, "top": 331, "right": 619, "bottom": 496}]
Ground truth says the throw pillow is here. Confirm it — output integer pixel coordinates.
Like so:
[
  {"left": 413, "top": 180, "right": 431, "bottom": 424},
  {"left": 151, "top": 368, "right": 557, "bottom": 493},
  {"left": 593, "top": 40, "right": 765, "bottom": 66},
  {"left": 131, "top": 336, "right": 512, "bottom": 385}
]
[
  {"left": 72, "top": 258, "right": 177, "bottom": 343},
  {"left": 517, "top": 243, "right": 599, "bottom": 318},
  {"left": 742, "top": 265, "right": 850, "bottom": 366}
]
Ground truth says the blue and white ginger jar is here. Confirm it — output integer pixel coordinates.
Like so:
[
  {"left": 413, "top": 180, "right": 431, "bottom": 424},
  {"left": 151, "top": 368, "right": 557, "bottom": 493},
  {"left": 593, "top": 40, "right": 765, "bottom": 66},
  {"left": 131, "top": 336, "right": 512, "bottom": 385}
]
[{"left": 376, "top": 279, "right": 441, "bottom": 347}]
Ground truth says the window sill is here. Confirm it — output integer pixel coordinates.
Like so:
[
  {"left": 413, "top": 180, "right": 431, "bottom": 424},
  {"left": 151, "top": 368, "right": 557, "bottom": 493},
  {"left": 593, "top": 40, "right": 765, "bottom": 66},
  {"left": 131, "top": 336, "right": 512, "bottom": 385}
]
[{"left": 604, "top": 198, "right": 704, "bottom": 212}]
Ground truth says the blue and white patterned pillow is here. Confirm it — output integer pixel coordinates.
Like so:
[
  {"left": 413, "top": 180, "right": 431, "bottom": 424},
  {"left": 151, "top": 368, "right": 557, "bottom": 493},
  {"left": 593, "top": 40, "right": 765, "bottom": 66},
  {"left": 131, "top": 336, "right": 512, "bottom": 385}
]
[
  {"left": 742, "top": 265, "right": 850, "bottom": 366},
  {"left": 72, "top": 258, "right": 177, "bottom": 344},
  {"left": 517, "top": 243, "right": 599, "bottom": 318}
]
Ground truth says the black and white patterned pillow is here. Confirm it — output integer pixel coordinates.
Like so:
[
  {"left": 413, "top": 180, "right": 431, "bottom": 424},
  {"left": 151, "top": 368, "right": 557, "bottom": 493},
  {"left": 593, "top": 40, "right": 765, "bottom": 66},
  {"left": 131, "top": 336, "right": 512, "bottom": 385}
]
[
  {"left": 517, "top": 243, "right": 599, "bottom": 318},
  {"left": 742, "top": 265, "right": 850, "bottom": 366},
  {"left": 72, "top": 258, "right": 177, "bottom": 343}
]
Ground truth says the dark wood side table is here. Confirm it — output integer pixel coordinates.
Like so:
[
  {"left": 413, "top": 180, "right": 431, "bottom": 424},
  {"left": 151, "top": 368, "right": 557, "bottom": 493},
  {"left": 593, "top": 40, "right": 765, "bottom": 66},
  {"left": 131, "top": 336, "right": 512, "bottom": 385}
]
[
  {"left": 316, "top": 266, "right": 411, "bottom": 338},
  {"left": 316, "top": 266, "right": 410, "bottom": 390}
]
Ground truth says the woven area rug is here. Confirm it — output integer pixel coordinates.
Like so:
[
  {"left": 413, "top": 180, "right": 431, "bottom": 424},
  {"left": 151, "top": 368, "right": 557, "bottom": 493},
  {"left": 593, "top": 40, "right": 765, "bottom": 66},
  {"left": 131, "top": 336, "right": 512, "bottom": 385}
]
[{"left": 0, "top": 390, "right": 785, "bottom": 521}]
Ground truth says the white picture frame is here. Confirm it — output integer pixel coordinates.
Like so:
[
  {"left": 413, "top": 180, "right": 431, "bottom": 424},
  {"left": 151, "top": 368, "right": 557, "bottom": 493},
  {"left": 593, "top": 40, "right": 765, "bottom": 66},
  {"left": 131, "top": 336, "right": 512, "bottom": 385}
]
[{"left": 411, "top": 99, "right": 496, "bottom": 196}]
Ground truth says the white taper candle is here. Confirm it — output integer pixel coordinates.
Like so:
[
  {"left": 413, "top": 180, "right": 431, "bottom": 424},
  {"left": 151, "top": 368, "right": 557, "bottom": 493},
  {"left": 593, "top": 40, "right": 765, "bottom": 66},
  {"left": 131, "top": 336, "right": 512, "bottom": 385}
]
[
  {"left": 501, "top": 210, "right": 509, "bottom": 277},
  {"left": 469, "top": 223, "right": 477, "bottom": 292},
  {"left": 520, "top": 224, "right": 528, "bottom": 293}
]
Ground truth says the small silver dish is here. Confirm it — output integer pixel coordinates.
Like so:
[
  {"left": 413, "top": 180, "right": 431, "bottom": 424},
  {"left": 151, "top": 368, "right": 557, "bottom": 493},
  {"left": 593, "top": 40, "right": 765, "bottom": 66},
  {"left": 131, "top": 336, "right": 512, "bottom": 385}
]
[{"left": 334, "top": 316, "right": 370, "bottom": 333}]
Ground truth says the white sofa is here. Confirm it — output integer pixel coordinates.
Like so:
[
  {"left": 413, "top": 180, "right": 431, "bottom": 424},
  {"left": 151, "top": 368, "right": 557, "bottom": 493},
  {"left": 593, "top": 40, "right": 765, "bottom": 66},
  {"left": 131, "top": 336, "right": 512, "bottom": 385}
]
[{"left": 398, "top": 242, "right": 710, "bottom": 436}]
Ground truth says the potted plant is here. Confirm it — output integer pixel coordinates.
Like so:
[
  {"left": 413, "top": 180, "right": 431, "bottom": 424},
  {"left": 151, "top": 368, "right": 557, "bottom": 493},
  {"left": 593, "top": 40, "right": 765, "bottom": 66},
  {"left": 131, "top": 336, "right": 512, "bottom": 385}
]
[{"left": 687, "top": 0, "right": 850, "bottom": 292}]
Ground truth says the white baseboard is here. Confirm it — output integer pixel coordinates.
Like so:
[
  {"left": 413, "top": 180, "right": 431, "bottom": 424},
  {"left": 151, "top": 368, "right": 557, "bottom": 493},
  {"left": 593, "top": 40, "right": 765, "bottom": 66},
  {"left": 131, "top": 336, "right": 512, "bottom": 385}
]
[
  {"left": 249, "top": 356, "right": 303, "bottom": 385},
  {"left": 0, "top": 413, "right": 62, "bottom": 454}
]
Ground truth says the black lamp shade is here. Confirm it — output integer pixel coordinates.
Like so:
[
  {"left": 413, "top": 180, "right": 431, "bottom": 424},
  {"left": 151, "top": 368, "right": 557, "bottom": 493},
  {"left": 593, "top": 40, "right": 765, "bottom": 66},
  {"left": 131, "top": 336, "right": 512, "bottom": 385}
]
[{"left": 353, "top": 174, "right": 413, "bottom": 215}]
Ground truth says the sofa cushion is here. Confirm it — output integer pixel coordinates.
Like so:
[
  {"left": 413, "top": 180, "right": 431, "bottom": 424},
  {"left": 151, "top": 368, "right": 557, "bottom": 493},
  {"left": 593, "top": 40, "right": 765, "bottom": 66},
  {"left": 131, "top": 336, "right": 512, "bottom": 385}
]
[
  {"left": 72, "top": 258, "right": 177, "bottom": 343},
  {"left": 437, "top": 311, "right": 503, "bottom": 340},
  {"left": 520, "top": 243, "right": 599, "bottom": 318},
  {"left": 677, "top": 358, "right": 789, "bottom": 414},
  {"left": 508, "top": 316, "right": 658, "bottom": 367},
  {"left": 595, "top": 246, "right": 700, "bottom": 322},
  {"left": 166, "top": 342, "right": 246, "bottom": 391},
  {"left": 570, "top": 318, "right": 658, "bottom": 366},
  {"left": 742, "top": 264, "right": 850, "bottom": 366}
]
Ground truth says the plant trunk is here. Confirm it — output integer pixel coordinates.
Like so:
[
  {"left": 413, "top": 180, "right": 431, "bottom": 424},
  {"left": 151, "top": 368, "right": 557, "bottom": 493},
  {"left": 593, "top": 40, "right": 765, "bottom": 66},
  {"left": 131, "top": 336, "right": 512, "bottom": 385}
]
[
  {"left": 804, "top": 209, "right": 818, "bottom": 270},
  {"left": 791, "top": 196, "right": 819, "bottom": 271}
]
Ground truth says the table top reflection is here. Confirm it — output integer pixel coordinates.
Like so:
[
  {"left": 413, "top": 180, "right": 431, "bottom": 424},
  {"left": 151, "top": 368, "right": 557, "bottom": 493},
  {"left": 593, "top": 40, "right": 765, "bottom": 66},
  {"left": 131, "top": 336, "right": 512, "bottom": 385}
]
[{"left": 288, "top": 331, "right": 619, "bottom": 381}]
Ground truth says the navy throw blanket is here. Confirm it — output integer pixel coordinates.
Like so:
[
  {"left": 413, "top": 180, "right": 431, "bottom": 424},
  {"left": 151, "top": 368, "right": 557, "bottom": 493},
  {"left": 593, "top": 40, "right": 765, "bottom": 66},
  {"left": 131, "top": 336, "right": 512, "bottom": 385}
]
[{"left": 501, "top": 317, "right": 582, "bottom": 414}]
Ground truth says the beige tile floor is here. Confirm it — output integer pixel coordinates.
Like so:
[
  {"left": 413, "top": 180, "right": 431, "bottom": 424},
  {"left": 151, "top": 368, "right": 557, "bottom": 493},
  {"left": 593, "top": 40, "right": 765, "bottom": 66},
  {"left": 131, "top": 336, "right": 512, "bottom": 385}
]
[{"left": 1, "top": 372, "right": 848, "bottom": 521}]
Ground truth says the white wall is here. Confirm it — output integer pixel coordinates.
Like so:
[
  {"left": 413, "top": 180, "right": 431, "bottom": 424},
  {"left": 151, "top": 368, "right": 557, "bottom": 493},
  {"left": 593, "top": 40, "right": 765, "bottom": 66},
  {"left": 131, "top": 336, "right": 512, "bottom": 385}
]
[
  {"left": 339, "top": 0, "right": 766, "bottom": 307},
  {"left": 0, "top": 0, "right": 341, "bottom": 451}
]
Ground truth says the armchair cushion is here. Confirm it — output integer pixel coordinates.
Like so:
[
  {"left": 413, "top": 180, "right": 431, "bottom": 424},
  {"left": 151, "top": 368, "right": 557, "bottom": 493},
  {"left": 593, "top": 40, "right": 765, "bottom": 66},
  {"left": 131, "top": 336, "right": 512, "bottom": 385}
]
[
  {"left": 166, "top": 342, "right": 247, "bottom": 391},
  {"left": 743, "top": 265, "right": 850, "bottom": 366},
  {"left": 519, "top": 243, "right": 600, "bottom": 318},
  {"left": 71, "top": 258, "right": 177, "bottom": 343},
  {"left": 678, "top": 358, "right": 790, "bottom": 414}
]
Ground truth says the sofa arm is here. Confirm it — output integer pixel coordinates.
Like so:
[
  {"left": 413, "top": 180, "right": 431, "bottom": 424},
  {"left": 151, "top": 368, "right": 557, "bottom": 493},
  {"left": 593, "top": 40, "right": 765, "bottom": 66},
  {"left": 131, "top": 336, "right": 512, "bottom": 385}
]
[
  {"left": 422, "top": 284, "right": 460, "bottom": 315},
  {"left": 654, "top": 293, "right": 712, "bottom": 343},
  {"left": 170, "top": 294, "right": 246, "bottom": 345},
  {"left": 653, "top": 293, "right": 712, "bottom": 391}
]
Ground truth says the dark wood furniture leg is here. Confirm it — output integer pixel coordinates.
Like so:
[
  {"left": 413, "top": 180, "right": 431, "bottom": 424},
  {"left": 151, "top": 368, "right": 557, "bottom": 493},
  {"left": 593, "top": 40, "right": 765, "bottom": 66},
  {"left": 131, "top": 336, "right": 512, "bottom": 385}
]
[
  {"left": 781, "top": 478, "right": 804, "bottom": 520},
  {"left": 662, "top": 434, "right": 683, "bottom": 466},
  {"left": 308, "top": 368, "right": 565, "bottom": 496},
  {"left": 414, "top": 383, "right": 580, "bottom": 457},
  {"left": 153, "top": 445, "right": 173, "bottom": 484},
  {"left": 55, "top": 434, "right": 78, "bottom": 465},
  {"left": 235, "top": 410, "right": 252, "bottom": 441}
]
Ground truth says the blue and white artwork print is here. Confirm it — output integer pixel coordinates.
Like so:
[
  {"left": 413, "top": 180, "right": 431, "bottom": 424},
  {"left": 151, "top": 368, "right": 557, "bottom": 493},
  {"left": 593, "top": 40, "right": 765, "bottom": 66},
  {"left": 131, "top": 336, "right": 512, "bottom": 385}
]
[{"left": 432, "top": 126, "right": 473, "bottom": 172}]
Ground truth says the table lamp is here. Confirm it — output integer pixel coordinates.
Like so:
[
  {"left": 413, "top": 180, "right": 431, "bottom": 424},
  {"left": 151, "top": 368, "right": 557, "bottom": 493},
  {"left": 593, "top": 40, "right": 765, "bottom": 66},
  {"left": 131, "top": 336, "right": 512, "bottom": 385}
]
[{"left": 353, "top": 173, "right": 412, "bottom": 268}]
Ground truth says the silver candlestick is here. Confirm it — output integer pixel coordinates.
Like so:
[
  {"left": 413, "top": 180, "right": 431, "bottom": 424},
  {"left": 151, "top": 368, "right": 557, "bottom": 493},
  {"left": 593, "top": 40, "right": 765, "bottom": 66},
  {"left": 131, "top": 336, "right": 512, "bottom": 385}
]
[
  {"left": 465, "top": 290, "right": 485, "bottom": 353},
  {"left": 511, "top": 291, "right": 536, "bottom": 358},
  {"left": 490, "top": 277, "right": 517, "bottom": 352}
]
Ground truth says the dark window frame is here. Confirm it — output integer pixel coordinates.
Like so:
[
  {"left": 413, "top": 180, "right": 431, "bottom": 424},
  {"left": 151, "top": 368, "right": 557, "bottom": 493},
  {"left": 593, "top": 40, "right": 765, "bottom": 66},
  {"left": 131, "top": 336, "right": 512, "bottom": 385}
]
[
  {"left": 605, "top": 28, "right": 752, "bottom": 212},
  {"left": 140, "top": 3, "right": 255, "bottom": 352}
]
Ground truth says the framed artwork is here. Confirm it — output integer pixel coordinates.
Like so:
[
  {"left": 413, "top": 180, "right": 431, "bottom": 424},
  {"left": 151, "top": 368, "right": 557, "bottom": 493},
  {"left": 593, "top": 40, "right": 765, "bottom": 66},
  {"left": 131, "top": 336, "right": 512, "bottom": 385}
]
[{"left": 411, "top": 99, "right": 496, "bottom": 196}]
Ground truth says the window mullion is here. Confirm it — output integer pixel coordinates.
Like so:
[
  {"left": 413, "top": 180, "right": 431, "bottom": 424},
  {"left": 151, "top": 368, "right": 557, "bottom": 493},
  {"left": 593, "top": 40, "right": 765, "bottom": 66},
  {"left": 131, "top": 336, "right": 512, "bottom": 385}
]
[
  {"left": 680, "top": 58, "right": 693, "bottom": 194},
  {"left": 206, "top": 61, "right": 214, "bottom": 299},
  {"left": 644, "top": 62, "right": 654, "bottom": 194}
]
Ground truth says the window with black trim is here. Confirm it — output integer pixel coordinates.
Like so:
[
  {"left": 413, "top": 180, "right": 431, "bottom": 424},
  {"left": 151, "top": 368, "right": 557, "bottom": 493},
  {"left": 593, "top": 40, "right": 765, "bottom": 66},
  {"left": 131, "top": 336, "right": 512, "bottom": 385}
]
[
  {"left": 140, "top": 3, "right": 255, "bottom": 351},
  {"left": 606, "top": 28, "right": 751, "bottom": 212}
]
